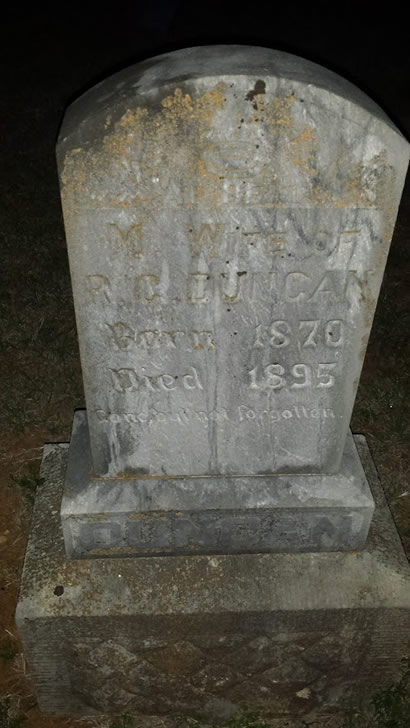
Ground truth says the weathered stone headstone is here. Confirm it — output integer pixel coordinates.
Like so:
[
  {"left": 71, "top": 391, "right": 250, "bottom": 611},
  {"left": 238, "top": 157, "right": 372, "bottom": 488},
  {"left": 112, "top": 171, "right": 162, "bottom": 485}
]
[
  {"left": 17, "top": 46, "right": 410, "bottom": 721},
  {"left": 57, "top": 46, "right": 409, "bottom": 557}
]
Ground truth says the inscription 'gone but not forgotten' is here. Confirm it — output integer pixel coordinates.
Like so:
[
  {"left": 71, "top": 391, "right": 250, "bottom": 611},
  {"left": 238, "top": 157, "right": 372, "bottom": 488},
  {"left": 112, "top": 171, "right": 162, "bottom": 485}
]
[{"left": 58, "top": 46, "right": 409, "bottom": 482}]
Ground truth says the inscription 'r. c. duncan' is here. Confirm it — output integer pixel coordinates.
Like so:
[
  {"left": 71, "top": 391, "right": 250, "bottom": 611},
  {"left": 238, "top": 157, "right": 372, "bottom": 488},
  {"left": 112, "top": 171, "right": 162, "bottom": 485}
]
[{"left": 87, "top": 269, "right": 358, "bottom": 306}]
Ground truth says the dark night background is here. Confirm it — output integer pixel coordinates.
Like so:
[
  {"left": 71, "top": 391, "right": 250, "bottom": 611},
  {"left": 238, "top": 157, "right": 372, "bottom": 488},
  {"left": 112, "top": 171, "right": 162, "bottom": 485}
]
[
  {"left": 0, "top": 2, "right": 410, "bottom": 726},
  {"left": 2, "top": 2, "right": 410, "bottom": 314},
  {"left": 2, "top": 1, "right": 410, "bottom": 261}
]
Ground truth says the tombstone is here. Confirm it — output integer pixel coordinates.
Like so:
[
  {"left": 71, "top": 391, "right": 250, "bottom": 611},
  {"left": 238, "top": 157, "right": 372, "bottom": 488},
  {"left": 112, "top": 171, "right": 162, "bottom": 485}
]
[
  {"left": 17, "top": 47, "right": 410, "bottom": 720},
  {"left": 56, "top": 45, "right": 408, "bottom": 557}
]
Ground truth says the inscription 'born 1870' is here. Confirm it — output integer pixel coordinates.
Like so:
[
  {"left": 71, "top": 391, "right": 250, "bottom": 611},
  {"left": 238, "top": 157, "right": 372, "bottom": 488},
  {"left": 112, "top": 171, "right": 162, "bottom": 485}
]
[
  {"left": 107, "top": 325, "right": 215, "bottom": 352},
  {"left": 253, "top": 320, "right": 345, "bottom": 349}
]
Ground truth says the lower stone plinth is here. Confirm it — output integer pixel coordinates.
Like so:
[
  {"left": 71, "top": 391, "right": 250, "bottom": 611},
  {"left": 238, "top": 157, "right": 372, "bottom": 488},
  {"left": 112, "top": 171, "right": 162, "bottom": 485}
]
[
  {"left": 61, "top": 411, "right": 374, "bottom": 557},
  {"left": 16, "top": 436, "right": 410, "bottom": 721}
]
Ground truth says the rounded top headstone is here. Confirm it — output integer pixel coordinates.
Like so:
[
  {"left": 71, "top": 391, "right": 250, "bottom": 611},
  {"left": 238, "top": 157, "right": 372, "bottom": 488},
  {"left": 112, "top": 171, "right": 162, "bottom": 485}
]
[
  {"left": 58, "top": 45, "right": 407, "bottom": 156},
  {"left": 57, "top": 46, "right": 408, "bottom": 478}
]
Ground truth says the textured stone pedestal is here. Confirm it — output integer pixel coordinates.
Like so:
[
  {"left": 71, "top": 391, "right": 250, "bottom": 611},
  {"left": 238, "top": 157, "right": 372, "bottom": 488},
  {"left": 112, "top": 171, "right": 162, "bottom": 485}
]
[
  {"left": 16, "top": 437, "right": 410, "bottom": 721},
  {"left": 61, "top": 411, "right": 374, "bottom": 558}
]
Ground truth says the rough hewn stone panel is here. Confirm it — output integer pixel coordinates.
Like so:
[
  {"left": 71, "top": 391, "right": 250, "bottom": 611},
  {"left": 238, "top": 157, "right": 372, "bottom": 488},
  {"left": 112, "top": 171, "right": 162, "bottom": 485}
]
[{"left": 16, "top": 439, "right": 410, "bottom": 719}]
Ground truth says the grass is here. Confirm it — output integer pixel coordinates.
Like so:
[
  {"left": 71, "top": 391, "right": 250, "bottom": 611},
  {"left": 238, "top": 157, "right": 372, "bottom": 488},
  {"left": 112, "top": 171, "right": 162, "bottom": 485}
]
[
  {"left": 351, "top": 270, "right": 410, "bottom": 507},
  {"left": 0, "top": 699, "right": 24, "bottom": 728},
  {"left": 223, "top": 712, "right": 272, "bottom": 728},
  {"left": 109, "top": 715, "right": 136, "bottom": 728},
  {"left": 173, "top": 670, "right": 410, "bottom": 727},
  {"left": 0, "top": 640, "right": 18, "bottom": 662},
  {"left": 304, "top": 662, "right": 410, "bottom": 728},
  {"left": 9, "top": 465, "right": 43, "bottom": 505},
  {"left": 176, "top": 712, "right": 272, "bottom": 728},
  {"left": 371, "top": 659, "right": 410, "bottom": 728},
  {"left": 164, "top": 664, "right": 410, "bottom": 727}
]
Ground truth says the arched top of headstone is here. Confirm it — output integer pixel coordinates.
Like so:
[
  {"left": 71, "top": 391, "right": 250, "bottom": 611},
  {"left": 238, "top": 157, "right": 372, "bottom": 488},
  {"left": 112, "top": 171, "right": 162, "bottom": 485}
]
[
  {"left": 58, "top": 45, "right": 408, "bottom": 158},
  {"left": 57, "top": 44, "right": 408, "bottom": 482}
]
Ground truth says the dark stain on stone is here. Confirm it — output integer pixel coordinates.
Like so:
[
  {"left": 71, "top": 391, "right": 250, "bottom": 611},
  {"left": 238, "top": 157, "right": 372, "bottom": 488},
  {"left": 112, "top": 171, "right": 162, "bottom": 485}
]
[
  {"left": 246, "top": 80, "right": 266, "bottom": 109},
  {"left": 54, "top": 585, "right": 64, "bottom": 596},
  {"left": 127, "top": 467, "right": 150, "bottom": 476}
]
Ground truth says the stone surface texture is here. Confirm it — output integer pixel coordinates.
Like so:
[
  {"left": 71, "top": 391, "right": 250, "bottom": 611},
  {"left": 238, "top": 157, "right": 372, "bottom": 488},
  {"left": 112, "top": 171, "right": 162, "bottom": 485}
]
[
  {"left": 57, "top": 46, "right": 410, "bottom": 480},
  {"left": 16, "top": 439, "right": 410, "bottom": 719},
  {"left": 62, "top": 410, "right": 374, "bottom": 557}
]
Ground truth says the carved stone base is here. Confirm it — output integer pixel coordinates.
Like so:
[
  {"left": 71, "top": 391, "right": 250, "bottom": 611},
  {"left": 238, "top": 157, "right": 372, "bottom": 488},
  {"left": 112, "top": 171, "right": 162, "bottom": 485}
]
[
  {"left": 61, "top": 410, "right": 374, "bottom": 558},
  {"left": 16, "top": 436, "right": 410, "bottom": 720}
]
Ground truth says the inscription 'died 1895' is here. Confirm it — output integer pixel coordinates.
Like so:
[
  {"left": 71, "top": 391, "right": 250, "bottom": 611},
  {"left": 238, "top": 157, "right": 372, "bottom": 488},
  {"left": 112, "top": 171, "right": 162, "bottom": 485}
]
[
  {"left": 108, "top": 362, "right": 337, "bottom": 394},
  {"left": 104, "top": 319, "right": 344, "bottom": 353}
]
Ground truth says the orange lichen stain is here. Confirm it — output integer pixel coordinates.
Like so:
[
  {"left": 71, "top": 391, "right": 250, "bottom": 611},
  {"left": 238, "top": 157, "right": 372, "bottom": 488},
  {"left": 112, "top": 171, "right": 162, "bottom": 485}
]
[
  {"left": 59, "top": 148, "right": 94, "bottom": 206},
  {"left": 192, "top": 158, "right": 221, "bottom": 207},
  {"left": 161, "top": 87, "right": 195, "bottom": 117},
  {"left": 309, "top": 156, "right": 386, "bottom": 209},
  {"left": 373, "top": 157, "right": 398, "bottom": 242},
  {"left": 61, "top": 81, "right": 228, "bottom": 209},
  {"left": 266, "top": 95, "right": 295, "bottom": 129},
  {"left": 60, "top": 162, "right": 88, "bottom": 190},
  {"left": 118, "top": 106, "right": 149, "bottom": 128},
  {"left": 335, "top": 154, "right": 395, "bottom": 211},
  {"left": 289, "top": 126, "right": 318, "bottom": 177},
  {"left": 342, "top": 165, "right": 374, "bottom": 207},
  {"left": 161, "top": 82, "right": 226, "bottom": 125},
  {"left": 105, "top": 130, "right": 135, "bottom": 160},
  {"left": 196, "top": 83, "right": 227, "bottom": 120}
]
